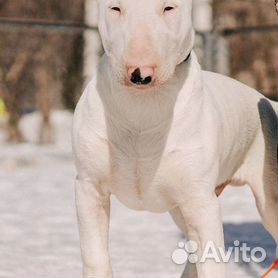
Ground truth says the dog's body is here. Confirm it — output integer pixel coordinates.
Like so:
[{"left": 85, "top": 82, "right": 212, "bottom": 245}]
[{"left": 73, "top": 1, "right": 278, "bottom": 277}]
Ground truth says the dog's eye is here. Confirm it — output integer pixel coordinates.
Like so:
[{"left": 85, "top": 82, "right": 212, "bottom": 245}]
[
  {"left": 111, "top": 7, "right": 121, "bottom": 13},
  {"left": 164, "top": 6, "right": 175, "bottom": 12}
]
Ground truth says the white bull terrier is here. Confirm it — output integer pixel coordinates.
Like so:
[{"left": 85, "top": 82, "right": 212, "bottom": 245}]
[{"left": 72, "top": 0, "right": 278, "bottom": 277}]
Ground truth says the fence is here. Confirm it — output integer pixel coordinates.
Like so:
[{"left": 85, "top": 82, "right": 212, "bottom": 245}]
[
  {"left": 0, "top": 15, "right": 276, "bottom": 143},
  {"left": 0, "top": 17, "right": 277, "bottom": 102},
  {"left": 0, "top": 17, "right": 97, "bottom": 33},
  {"left": 0, "top": 17, "right": 87, "bottom": 142},
  {"left": 197, "top": 24, "right": 278, "bottom": 100},
  {"left": 200, "top": 24, "right": 277, "bottom": 70}
]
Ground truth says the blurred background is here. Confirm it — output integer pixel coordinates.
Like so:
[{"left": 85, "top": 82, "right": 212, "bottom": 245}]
[{"left": 0, "top": 0, "right": 277, "bottom": 277}]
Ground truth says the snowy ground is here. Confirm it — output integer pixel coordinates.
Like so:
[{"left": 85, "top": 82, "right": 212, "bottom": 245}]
[{"left": 0, "top": 111, "right": 277, "bottom": 278}]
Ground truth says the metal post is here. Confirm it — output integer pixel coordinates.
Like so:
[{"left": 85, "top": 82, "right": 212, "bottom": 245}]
[
  {"left": 193, "top": 0, "right": 213, "bottom": 33},
  {"left": 215, "top": 36, "right": 230, "bottom": 76},
  {"left": 83, "top": 0, "right": 102, "bottom": 85},
  {"left": 193, "top": 0, "right": 213, "bottom": 70}
]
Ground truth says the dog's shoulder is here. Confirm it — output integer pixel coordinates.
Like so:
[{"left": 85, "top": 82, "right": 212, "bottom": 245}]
[
  {"left": 201, "top": 70, "right": 266, "bottom": 113},
  {"left": 72, "top": 75, "right": 108, "bottom": 163},
  {"left": 202, "top": 70, "right": 259, "bottom": 98}
]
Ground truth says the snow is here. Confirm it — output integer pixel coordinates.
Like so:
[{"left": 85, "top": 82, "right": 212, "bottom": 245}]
[{"left": 0, "top": 110, "right": 276, "bottom": 277}]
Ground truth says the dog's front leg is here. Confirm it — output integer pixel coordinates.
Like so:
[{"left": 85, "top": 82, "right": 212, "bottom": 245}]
[
  {"left": 75, "top": 179, "right": 112, "bottom": 278},
  {"left": 179, "top": 191, "right": 226, "bottom": 278}
]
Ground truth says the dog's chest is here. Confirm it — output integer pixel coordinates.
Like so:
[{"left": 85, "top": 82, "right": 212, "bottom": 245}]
[{"left": 107, "top": 130, "right": 179, "bottom": 212}]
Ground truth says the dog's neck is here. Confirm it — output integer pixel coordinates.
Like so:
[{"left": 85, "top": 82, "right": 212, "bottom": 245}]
[{"left": 98, "top": 52, "right": 202, "bottom": 133}]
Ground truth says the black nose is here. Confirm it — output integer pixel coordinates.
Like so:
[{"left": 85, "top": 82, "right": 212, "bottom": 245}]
[{"left": 130, "top": 68, "right": 152, "bottom": 85}]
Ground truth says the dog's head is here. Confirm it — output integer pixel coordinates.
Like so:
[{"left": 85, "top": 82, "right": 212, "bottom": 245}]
[{"left": 97, "top": 0, "right": 194, "bottom": 90}]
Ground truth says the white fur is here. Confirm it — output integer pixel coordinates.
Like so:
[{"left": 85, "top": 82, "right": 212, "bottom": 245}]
[{"left": 73, "top": 1, "right": 278, "bottom": 277}]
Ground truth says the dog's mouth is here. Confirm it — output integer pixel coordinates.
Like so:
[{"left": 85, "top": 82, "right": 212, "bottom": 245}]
[
  {"left": 124, "top": 79, "right": 158, "bottom": 90},
  {"left": 122, "top": 74, "right": 168, "bottom": 90}
]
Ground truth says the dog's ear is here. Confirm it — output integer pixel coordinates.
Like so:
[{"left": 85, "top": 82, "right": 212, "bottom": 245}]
[{"left": 276, "top": 0, "right": 278, "bottom": 13}]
